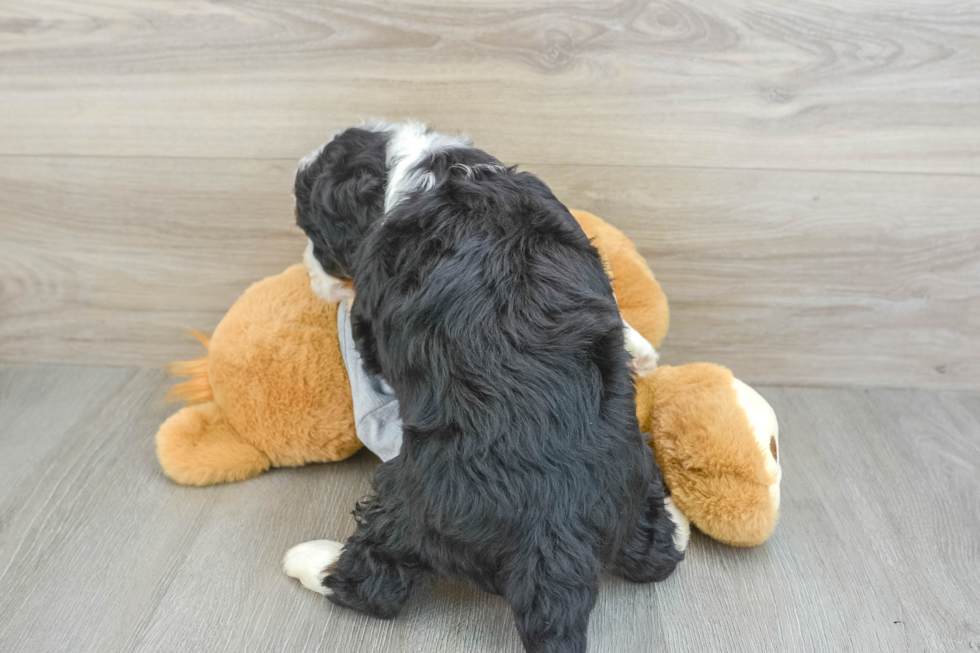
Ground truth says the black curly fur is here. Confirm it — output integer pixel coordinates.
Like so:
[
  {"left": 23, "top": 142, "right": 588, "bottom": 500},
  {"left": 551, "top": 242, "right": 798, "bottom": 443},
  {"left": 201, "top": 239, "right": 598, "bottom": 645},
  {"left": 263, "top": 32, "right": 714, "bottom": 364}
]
[{"left": 295, "top": 126, "right": 684, "bottom": 653}]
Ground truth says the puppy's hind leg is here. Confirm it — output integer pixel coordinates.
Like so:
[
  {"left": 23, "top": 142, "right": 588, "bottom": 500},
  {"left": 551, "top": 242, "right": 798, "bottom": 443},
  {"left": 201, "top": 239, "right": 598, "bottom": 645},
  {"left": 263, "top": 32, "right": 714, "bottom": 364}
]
[
  {"left": 612, "top": 474, "right": 687, "bottom": 584},
  {"left": 285, "top": 493, "right": 428, "bottom": 619},
  {"left": 283, "top": 539, "right": 344, "bottom": 595}
]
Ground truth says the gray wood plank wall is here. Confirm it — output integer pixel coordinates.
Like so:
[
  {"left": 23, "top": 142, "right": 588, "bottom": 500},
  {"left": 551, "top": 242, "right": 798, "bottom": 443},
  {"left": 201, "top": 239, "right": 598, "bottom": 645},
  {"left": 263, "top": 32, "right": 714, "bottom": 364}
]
[{"left": 1, "top": 0, "right": 978, "bottom": 389}]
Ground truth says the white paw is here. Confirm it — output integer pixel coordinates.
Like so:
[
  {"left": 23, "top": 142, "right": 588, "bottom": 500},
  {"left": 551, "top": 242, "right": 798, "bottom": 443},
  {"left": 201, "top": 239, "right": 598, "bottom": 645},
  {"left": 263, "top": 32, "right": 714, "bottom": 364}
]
[
  {"left": 664, "top": 496, "right": 691, "bottom": 553},
  {"left": 283, "top": 539, "right": 343, "bottom": 595},
  {"left": 623, "top": 319, "right": 659, "bottom": 376}
]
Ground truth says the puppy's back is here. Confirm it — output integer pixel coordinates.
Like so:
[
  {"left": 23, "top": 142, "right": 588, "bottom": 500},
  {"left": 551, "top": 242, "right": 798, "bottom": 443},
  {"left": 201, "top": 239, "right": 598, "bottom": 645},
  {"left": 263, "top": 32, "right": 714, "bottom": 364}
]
[
  {"left": 363, "top": 163, "right": 635, "bottom": 441},
  {"left": 356, "top": 159, "right": 650, "bottom": 553}
]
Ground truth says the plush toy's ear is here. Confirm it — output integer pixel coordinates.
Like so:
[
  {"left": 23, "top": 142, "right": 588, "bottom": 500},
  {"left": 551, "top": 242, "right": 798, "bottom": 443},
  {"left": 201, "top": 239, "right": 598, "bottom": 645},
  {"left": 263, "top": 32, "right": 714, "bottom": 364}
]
[{"left": 638, "top": 364, "right": 781, "bottom": 547}]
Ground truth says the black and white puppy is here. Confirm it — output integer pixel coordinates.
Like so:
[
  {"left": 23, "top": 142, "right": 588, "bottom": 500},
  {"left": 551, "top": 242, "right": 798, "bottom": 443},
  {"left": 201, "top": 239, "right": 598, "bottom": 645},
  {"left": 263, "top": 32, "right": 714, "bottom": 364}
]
[{"left": 285, "top": 122, "right": 686, "bottom": 653}]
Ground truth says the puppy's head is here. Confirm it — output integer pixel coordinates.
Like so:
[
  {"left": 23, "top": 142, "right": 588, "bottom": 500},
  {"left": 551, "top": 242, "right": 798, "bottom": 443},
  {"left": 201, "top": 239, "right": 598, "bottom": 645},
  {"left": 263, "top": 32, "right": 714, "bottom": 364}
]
[
  {"left": 295, "top": 121, "right": 475, "bottom": 301},
  {"left": 294, "top": 126, "right": 390, "bottom": 301}
]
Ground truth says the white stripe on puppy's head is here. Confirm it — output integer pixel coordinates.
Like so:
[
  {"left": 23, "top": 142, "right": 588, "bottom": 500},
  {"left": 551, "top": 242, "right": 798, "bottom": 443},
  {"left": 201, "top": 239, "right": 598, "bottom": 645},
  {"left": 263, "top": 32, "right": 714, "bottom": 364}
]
[
  {"left": 297, "top": 142, "right": 328, "bottom": 174},
  {"left": 381, "top": 121, "right": 471, "bottom": 214}
]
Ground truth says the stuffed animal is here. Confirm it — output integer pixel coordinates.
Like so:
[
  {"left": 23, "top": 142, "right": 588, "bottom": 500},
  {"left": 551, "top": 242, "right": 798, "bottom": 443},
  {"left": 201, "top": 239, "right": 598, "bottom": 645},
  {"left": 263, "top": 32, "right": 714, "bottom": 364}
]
[
  {"left": 637, "top": 363, "right": 780, "bottom": 547},
  {"left": 157, "top": 210, "right": 780, "bottom": 546}
]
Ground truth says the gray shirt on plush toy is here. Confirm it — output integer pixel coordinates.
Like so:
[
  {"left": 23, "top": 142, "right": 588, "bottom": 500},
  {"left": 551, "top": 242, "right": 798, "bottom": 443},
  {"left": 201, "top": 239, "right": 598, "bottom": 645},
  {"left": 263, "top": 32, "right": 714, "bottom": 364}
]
[{"left": 337, "top": 300, "right": 403, "bottom": 462}]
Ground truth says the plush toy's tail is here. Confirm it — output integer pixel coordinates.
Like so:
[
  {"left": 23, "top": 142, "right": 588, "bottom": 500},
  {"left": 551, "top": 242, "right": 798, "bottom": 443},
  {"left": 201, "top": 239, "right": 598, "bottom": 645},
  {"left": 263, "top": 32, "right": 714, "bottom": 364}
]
[
  {"left": 167, "top": 330, "right": 214, "bottom": 404},
  {"left": 157, "top": 402, "right": 271, "bottom": 486},
  {"left": 158, "top": 329, "right": 272, "bottom": 485}
]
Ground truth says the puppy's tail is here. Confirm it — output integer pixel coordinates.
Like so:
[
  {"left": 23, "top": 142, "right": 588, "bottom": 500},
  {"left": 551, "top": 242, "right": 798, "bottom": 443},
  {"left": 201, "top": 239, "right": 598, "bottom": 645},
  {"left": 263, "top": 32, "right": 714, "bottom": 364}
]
[{"left": 166, "top": 329, "right": 214, "bottom": 405}]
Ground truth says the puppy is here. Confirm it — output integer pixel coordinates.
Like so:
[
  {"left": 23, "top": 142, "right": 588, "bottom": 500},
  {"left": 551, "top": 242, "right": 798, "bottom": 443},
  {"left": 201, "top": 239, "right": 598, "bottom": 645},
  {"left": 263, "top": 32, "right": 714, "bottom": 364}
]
[{"left": 285, "top": 122, "right": 685, "bottom": 653}]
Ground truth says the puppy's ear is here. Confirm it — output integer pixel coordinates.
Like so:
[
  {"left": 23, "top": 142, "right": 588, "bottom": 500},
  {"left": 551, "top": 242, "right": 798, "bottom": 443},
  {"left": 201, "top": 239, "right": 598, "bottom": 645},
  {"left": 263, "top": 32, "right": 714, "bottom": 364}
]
[
  {"left": 315, "top": 166, "right": 385, "bottom": 232},
  {"left": 296, "top": 127, "right": 389, "bottom": 278},
  {"left": 309, "top": 167, "right": 385, "bottom": 277}
]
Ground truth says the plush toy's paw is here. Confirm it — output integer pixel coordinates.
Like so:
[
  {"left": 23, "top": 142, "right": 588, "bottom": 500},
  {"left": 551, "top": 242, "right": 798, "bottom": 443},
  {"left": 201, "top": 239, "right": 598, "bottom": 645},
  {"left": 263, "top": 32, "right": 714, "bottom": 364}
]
[
  {"left": 664, "top": 496, "right": 691, "bottom": 553},
  {"left": 623, "top": 319, "right": 659, "bottom": 376},
  {"left": 283, "top": 539, "right": 344, "bottom": 595}
]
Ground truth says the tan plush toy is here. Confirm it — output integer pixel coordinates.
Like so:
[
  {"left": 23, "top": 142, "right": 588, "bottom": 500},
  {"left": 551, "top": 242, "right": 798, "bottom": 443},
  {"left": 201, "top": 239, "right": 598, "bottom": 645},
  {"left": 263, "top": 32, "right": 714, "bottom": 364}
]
[
  {"left": 637, "top": 364, "right": 780, "bottom": 547},
  {"left": 157, "top": 210, "right": 780, "bottom": 546}
]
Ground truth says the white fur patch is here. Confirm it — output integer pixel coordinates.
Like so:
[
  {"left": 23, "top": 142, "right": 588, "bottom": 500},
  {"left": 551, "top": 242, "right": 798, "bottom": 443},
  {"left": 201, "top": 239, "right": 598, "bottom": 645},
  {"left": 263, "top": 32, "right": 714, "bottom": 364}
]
[
  {"left": 623, "top": 319, "right": 659, "bottom": 376},
  {"left": 382, "top": 121, "right": 472, "bottom": 214},
  {"left": 732, "top": 378, "right": 781, "bottom": 484},
  {"left": 359, "top": 117, "right": 395, "bottom": 133},
  {"left": 283, "top": 539, "right": 344, "bottom": 595},
  {"left": 769, "top": 480, "right": 781, "bottom": 512},
  {"left": 449, "top": 162, "right": 507, "bottom": 178},
  {"left": 664, "top": 496, "right": 691, "bottom": 552},
  {"left": 297, "top": 142, "right": 328, "bottom": 173},
  {"left": 304, "top": 239, "right": 355, "bottom": 303}
]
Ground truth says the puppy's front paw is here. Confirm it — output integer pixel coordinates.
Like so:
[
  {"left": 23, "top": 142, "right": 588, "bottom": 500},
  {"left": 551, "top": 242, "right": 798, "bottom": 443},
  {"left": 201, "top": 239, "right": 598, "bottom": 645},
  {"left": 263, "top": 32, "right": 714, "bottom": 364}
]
[
  {"left": 283, "top": 539, "right": 343, "bottom": 595},
  {"left": 630, "top": 345, "right": 659, "bottom": 377},
  {"left": 623, "top": 320, "right": 659, "bottom": 376}
]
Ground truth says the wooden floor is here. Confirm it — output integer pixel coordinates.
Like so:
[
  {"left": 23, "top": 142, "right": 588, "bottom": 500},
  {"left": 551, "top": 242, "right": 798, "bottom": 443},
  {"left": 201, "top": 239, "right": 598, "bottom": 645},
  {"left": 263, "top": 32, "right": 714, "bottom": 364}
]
[{"left": 0, "top": 364, "right": 977, "bottom": 652}]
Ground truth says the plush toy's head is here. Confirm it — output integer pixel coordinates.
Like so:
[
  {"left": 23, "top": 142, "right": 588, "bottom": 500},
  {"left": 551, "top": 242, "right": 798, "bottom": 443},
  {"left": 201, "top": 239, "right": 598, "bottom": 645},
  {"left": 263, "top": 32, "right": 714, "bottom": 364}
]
[{"left": 637, "top": 364, "right": 781, "bottom": 547}]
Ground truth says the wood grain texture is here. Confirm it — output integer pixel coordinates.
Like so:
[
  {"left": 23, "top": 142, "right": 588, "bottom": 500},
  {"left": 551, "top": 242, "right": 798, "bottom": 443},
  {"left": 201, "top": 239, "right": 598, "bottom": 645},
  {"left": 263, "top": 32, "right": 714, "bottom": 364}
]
[
  {"left": 0, "top": 156, "right": 301, "bottom": 367},
  {"left": 542, "top": 164, "right": 980, "bottom": 390},
  {"left": 2, "top": 156, "right": 977, "bottom": 389},
  {"left": 1, "top": 0, "right": 978, "bottom": 385},
  {"left": 0, "top": 365, "right": 978, "bottom": 652},
  {"left": 1, "top": 0, "right": 979, "bottom": 173}
]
